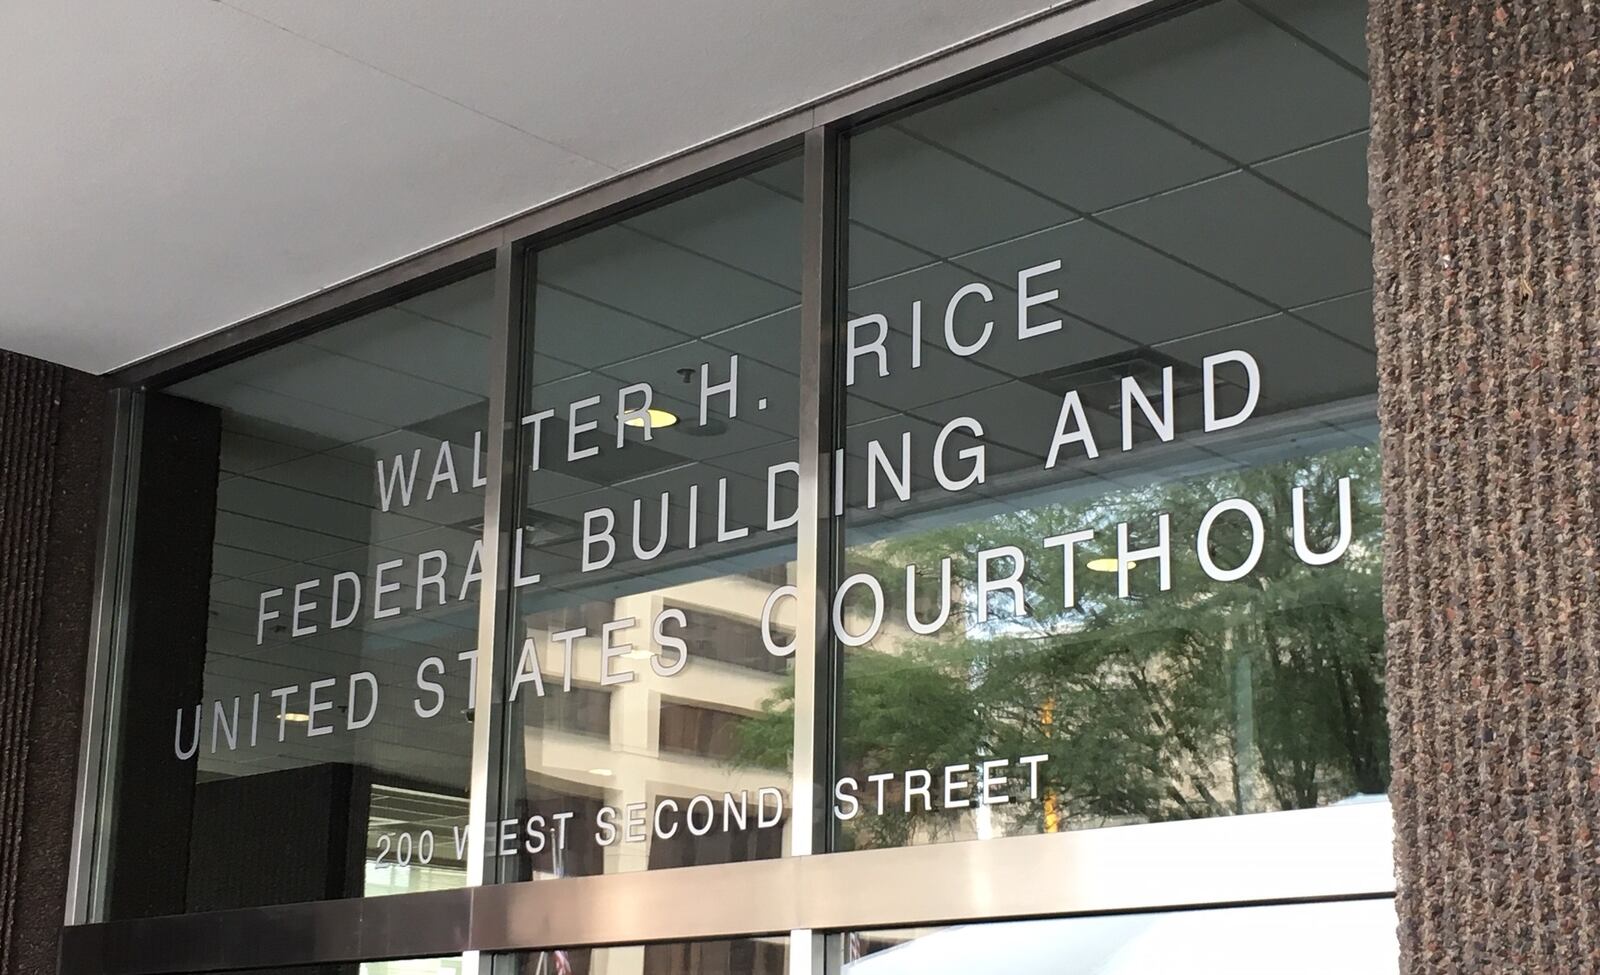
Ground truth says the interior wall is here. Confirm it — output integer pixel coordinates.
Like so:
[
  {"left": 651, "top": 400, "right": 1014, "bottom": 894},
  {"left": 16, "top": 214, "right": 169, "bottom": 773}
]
[
  {"left": 0, "top": 350, "right": 108, "bottom": 974},
  {"left": 1371, "top": 1, "right": 1600, "bottom": 970},
  {"left": 102, "top": 393, "right": 221, "bottom": 919}
]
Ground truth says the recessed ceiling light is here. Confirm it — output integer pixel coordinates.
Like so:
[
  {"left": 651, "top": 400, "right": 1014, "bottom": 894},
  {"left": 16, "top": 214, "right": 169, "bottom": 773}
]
[
  {"left": 1086, "top": 558, "right": 1136, "bottom": 573},
  {"left": 622, "top": 647, "right": 657, "bottom": 660},
  {"left": 282, "top": 711, "right": 311, "bottom": 723},
  {"left": 587, "top": 767, "right": 614, "bottom": 777},
  {"left": 624, "top": 408, "right": 679, "bottom": 429}
]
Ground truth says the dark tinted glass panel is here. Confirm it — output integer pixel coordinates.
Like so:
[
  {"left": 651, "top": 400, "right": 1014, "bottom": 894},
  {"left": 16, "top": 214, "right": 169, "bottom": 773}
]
[
  {"left": 833, "top": 0, "right": 1382, "bottom": 851},
  {"left": 494, "top": 158, "right": 803, "bottom": 880},
  {"left": 101, "top": 273, "right": 492, "bottom": 916}
]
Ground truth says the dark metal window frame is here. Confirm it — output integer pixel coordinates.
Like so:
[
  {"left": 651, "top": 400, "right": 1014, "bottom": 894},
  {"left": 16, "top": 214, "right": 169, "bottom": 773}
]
[{"left": 63, "top": 0, "right": 1396, "bottom": 971}]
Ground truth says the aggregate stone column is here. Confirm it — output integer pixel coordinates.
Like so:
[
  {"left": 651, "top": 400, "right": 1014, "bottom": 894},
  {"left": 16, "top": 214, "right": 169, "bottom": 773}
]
[
  {"left": 0, "top": 350, "right": 107, "bottom": 974},
  {"left": 1370, "top": 2, "right": 1600, "bottom": 972}
]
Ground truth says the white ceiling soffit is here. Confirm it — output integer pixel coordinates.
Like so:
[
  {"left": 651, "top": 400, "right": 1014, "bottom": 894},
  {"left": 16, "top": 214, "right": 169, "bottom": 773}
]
[{"left": 0, "top": 0, "right": 1060, "bottom": 375}]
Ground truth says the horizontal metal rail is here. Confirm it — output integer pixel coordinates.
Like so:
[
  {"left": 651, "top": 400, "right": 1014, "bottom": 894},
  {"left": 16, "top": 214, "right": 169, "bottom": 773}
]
[{"left": 61, "top": 803, "right": 1395, "bottom": 973}]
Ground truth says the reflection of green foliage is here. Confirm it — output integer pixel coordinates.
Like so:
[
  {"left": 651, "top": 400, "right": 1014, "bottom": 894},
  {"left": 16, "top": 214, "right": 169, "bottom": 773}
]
[{"left": 737, "top": 445, "right": 1387, "bottom": 847}]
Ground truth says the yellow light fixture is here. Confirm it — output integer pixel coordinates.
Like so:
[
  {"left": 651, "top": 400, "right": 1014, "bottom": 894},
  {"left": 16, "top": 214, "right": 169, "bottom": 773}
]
[
  {"left": 624, "top": 408, "right": 679, "bottom": 429},
  {"left": 282, "top": 711, "right": 311, "bottom": 723},
  {"left": 1086, "top": 558, "right": 1137, "bottom": 573},
  {"left": 587, "top": 767, "right": 614, "bottom": 777}
]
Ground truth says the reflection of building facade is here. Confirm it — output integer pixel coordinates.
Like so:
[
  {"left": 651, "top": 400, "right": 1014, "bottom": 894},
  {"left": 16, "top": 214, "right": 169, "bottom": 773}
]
[{"left": 515, "top": 572, "right": 798, "bottom": 878}]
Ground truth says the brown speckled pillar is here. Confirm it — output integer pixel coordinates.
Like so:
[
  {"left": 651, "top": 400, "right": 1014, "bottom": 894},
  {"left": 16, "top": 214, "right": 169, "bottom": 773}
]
[
  {"left": 1371, "top": 1, "right": 1600, "bottom": 971},
  {"left": 0, "top": 350, "right": 107, "bottom": 975}
]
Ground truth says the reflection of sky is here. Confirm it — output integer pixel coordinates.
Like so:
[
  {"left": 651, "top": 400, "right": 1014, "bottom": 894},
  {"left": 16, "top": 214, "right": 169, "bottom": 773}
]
[{"left": 845, "top": 899, "right": 1398, "bottom": 975}]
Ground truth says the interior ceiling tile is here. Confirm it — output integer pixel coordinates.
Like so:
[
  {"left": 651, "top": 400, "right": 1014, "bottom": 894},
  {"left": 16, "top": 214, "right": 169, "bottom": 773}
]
[
  {"left": 1096, "top": 170, "right": 1372, "bottom": 309},
  {"left": 526, "top": 364, "right": 647, "bottom": 418},
  {"left": 397, "top": 274, "right": 499, "bottom": 336},
  {"left": 838, "top": 324, "right": 1010, "bottom": 414},
  {"left": 850, "top": 126, "right": 1076, "bottom": 258},
  {"left": 530, "top": 351, "right": 586, "bottom": 387},
  {"left": 232, "top": 450, "right": 382, "bottom": 510},
  {"left": 1244, "top": 0, "right": 1368, "bottom": 71},
  {"left": 216, "top": 476, "right": 401, "bottom": 544},
  {"left": 214, "top": 510, "right": 355, "bottom": 564},
  {"left": 223, "top": 411, "right": 345, "bottom": 455},
  {"left": 183, "top": 381, "right": 395, "bottom": 445},
  {"left": 923, "top": 380, "right": 1064, "bottom": 456},
  {"left": 538, "top": 225, "right": 798, "bottom": 338},
  {"left": 953, "top": 219, "right": 1272, "bottom": 343},
  {"left": 219, "top": 429, "right": 318, "bottom": 476},
  {"left": 1155, "top": 314, "right": 1376, "bottom": 412},
  {"left": 530, "top": 287, "right": 691, "bottom": 369},
  {"left": 183, "top": 340, "right": 486, "bottom": 431},
  {"left": 352, "top": 427, "right": 469, "bottom": 466},
  {"left": 702, "top": 309, "right": 800, "bottom": 370},
  {"left": 849, "top": 227, "right": 940, "bottom": 286},
  {"left": 895, "top": 63, "right": 1231, "bottom": 214},
  {"left": 590, "top": 345, "right": 798, "bottom": 438},
  {"left": 211, "top": 543, "right": 295, "bottom": 581},
  {"left": 1062, "top": 0, "right": 1368, "bottom": 164},
  {"left": 1254, "top": 131, "right": 1372, "bottom": 232},
  {"left": 623, "top": 175, "right": 805, "bottom": 292},
  {"left": 299, "top": 307, "right": 492, "bottom": 396},
  {"left": 844, "top": 258, "right": 1133, "bottom": 387},
  {"left": 1293, "top": 290, "right": 1375, "bottom": 351}
]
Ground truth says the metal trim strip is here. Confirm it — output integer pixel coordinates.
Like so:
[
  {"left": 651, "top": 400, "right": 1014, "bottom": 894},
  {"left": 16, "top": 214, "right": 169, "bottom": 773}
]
[
  {"left": 790, "top": 125, "right": 844, "bottom": 859},
  {"left": 63, "top": 388, "right": 140, "bottom": 926},
  {"left": 59, "top": 803, "right": 1396, "bottom": 973}
]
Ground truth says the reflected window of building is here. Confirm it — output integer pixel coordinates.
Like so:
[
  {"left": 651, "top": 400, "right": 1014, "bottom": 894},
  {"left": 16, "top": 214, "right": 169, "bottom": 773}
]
[
  {"left": 831, "top": 0, "right": 1382, "bottom": 852},
  {"left": 496, "top": 155, "right": 804, "bottom": 881},
  {"left": 524, "top": 685, "right": 613, "bottom": 738},
  {"left": 658, "top": 701, "right": 755, "bottom": 762},
  {"left": 672, "top": 605, "right": 791, "bottom": 675},
  {"left": 98, "top": 271, "right": 493, "bottom": 917}
]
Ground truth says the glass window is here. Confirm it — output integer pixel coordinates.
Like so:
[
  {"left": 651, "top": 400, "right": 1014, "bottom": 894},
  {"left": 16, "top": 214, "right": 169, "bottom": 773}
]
[
  {"left": 500, "top": 938, "right": 787, "bottom": 975},
  {"left": 491, "top": 157, "right": 804, "bottom": 881},
  {"left": 192, "top": 958, "right": 465, "bottom": 975},
  {"left": 844, "top": 899, "right": 1397, "bottom": 973},
  {"left": 363, "top": 962, "right": 464, "bottom": 975},
  {"left": 99, "top": 272, "right": 494, "bottom": 917},
  {"left": 81, "top": 3, "right": 1391, "bottom": 962},
  {"left": 829, "top": 0, "right": 1381, "bottom": 852}
]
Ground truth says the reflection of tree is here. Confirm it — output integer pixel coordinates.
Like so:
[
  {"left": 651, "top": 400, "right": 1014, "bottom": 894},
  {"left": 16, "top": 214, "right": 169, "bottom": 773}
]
[{"left": 738, "top": 445, "right": 1387, "bottom": 849}]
